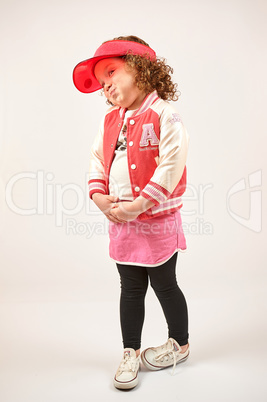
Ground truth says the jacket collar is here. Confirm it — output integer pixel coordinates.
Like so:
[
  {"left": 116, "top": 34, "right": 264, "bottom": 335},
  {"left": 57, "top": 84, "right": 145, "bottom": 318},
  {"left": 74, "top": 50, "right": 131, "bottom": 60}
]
[{"left": 119, "top": 90, "right": 159, "bottom": 118}]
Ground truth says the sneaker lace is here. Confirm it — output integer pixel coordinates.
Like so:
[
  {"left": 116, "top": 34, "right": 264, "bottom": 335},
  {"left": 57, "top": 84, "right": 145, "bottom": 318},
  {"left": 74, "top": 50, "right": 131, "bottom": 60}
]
[
  {"left": 154, "top": 339, "right": 178, "bottom": 375},
  {"left": 118, "top": 353, "right": 138, "bottom": 374}
]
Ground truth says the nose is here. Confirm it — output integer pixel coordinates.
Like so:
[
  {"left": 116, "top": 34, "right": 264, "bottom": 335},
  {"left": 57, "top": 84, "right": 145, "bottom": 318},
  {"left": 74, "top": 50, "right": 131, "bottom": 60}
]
[{"left": 104, "top": 81, "right": 112, "bottom": 93}]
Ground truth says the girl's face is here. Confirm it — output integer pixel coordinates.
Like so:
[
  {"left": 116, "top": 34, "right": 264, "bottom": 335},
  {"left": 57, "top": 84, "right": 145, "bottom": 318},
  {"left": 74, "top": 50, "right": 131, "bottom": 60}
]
[{"left": 94, "top": 58, "right": 146, "bottom": 110}]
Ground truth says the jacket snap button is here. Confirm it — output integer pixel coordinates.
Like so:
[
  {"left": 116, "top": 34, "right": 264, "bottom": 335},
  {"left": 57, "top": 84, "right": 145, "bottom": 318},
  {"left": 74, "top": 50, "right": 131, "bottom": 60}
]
[
  {"left": 129, "top": 119, "right": 135, "bottom": 125},
  {"left": 135, "top": 186, "right": 140, "bottom": 192},
  {"left": 131, "top": 164, "right": 136, "bottom": 170},
  {"left": 129, "top": 141, "right": 133, "bottom": 146}
]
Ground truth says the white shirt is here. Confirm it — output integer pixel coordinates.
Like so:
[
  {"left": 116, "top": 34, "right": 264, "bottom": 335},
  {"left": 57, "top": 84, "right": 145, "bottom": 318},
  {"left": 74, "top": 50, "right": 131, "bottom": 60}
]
[{"left": 108, "top": 110, "right": 136, "bottom": 200}]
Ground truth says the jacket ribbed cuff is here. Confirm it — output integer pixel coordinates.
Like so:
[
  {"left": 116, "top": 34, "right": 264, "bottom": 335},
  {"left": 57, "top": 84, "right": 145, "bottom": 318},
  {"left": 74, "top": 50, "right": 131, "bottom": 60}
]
[
  {"left": 141, "top": 181, "right": 170, "bottom": 206},
  {"left": 88, "top": 180, "right": 107, "bottom": 199}
]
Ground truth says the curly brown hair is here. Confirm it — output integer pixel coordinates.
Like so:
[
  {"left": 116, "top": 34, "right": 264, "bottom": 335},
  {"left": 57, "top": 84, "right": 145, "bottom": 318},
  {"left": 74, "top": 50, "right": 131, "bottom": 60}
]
[{"left": 102, "top": 35, "right": 180, "bottom": 103}]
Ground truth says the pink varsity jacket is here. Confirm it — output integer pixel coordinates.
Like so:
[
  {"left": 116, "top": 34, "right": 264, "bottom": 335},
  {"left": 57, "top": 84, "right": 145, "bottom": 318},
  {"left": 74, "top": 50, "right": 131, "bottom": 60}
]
[{"left": 88, "top": 91, "right": 189, "bottom": 220}]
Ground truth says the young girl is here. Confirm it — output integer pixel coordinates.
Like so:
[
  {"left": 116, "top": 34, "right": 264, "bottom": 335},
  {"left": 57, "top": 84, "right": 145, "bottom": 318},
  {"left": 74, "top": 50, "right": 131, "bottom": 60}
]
[{"left": 73, "top": 35, "right": 190, "bottom": 390}]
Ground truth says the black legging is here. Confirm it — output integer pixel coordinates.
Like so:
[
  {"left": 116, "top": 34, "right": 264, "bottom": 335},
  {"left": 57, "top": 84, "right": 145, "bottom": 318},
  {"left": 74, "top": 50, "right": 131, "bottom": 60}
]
[{"left": 116, "top": 252, "right": 189, "bottom": 350}]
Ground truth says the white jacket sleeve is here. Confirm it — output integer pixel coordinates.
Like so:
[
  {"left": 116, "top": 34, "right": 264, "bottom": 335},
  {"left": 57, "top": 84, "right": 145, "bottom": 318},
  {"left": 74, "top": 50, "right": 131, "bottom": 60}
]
[
  {"left": 88, "top": 117, "right": 108, "bottom": 198},
  {"left": 141, "top": 103, "right": 189, "bottom": 204}
]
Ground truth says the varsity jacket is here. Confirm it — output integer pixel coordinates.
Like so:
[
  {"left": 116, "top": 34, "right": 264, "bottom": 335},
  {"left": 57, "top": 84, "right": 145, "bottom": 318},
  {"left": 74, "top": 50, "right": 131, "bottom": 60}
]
[{"left": 88, "top": 90, "right": 189, "bottom": 220}]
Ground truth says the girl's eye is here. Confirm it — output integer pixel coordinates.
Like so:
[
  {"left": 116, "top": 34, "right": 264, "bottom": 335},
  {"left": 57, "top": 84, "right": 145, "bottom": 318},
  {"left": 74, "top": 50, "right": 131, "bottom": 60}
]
[{"left": 109, "top": 70, "right": 115, "bottom": 77}]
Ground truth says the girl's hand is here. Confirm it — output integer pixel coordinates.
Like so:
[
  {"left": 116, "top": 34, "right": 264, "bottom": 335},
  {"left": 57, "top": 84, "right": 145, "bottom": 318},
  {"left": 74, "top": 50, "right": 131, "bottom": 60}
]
[
  {"left": 92, "top": 193, "right": 126, "bottom": 223},
  {"left": 110, "top": 197, "right": 155, "bottom": 222},
  {"left": 110, "top": 201, "right": 139, "bottom": 222}
]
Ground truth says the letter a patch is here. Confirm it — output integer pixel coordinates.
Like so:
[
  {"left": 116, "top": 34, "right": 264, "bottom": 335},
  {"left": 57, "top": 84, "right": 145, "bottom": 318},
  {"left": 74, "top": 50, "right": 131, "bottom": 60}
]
[{"left": 139, "top": 124, "right": 159, "bottom": 147}]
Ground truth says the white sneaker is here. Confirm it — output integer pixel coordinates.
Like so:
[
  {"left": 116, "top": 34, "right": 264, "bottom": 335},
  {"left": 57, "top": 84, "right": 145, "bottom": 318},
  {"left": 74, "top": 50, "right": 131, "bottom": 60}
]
[
  {"left": 114, "top": 348, "right": 140, "bottom": 390},
  {"left": 141, "top": 338, "right": 189, "bottom": 374}
]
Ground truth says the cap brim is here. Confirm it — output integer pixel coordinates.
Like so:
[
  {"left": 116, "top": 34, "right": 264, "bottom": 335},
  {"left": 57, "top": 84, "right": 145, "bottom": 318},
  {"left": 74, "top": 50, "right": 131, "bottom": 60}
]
[
  {"left": 73, "top": 54, "right": 123, "bottom": 94},
  {"left": 73, "top": 40, "right": 156, "bottom": 94}
]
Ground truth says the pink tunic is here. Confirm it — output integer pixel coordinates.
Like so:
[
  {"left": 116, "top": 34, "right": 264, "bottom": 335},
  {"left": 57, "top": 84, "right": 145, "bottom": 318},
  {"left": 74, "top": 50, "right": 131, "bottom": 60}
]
[{"left": 109, "top": 210, "right": 186, "bottom": 267}]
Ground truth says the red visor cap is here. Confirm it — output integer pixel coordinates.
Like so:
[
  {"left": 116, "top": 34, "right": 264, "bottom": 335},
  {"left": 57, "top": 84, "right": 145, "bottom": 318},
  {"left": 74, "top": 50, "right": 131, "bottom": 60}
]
[{"left": 73, "top": 40, "right": 156, "bottom": 93}]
